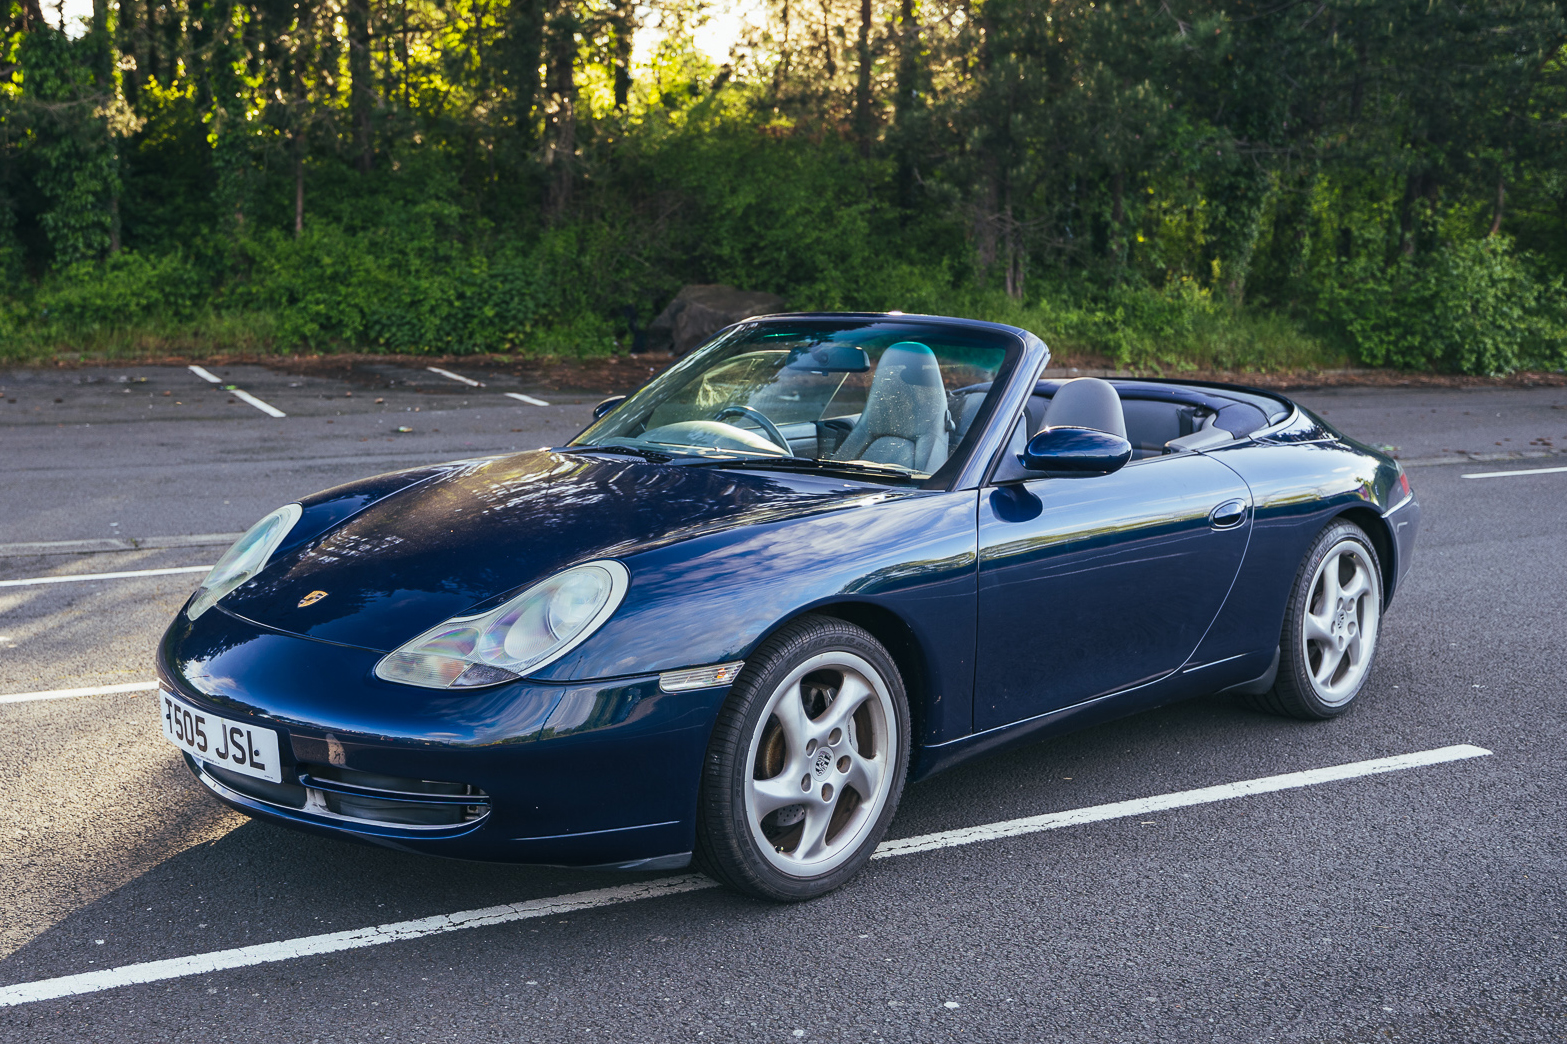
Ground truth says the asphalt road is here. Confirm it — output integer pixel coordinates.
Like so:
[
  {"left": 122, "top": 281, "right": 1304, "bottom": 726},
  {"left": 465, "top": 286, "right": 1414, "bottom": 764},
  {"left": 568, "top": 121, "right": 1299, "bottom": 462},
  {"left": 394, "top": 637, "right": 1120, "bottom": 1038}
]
[{"left": 1, "top": 362, "right": 1564, "bottom": 1042}]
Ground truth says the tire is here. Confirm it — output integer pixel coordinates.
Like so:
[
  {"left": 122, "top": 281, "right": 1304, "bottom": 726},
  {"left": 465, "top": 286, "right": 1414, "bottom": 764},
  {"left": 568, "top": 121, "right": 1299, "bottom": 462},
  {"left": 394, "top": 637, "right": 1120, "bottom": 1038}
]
[
  {"left": 695, "top": 614, "right": 911, "bottom": 901},
  {"left": 1249, "top": 519, "right": 1385, "bottom": 720}
]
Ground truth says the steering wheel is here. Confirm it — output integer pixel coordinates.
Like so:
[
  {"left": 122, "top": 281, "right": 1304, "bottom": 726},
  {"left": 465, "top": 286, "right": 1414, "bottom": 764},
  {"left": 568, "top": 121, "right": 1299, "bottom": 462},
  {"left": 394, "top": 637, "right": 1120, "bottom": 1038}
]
[{"left": 712, "top": 405, "right": 793, "bottom": 454}]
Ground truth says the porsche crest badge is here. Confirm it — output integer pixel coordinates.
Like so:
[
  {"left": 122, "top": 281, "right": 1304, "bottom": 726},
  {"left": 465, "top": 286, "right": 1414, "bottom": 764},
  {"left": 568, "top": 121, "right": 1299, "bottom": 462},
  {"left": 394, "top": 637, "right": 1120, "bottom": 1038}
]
[{"left": 297, "top": 590, "right": 330, "bottom": 608}]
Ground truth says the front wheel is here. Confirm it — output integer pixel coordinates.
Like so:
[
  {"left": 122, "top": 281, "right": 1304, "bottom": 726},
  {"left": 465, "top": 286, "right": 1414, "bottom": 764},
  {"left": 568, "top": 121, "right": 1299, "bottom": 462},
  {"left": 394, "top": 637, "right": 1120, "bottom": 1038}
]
[
  {"left": 1250, "top": 519, "right": 1384, "bottom": 720},
  {"left": 695, "top": 615, "right": 910, "bottom": 901}
]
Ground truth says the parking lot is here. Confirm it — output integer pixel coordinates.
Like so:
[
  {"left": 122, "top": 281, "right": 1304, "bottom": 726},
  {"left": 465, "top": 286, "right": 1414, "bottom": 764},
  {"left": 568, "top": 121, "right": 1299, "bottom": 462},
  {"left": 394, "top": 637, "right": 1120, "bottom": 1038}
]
[{"left": 1, "top": 360, "right": 1565, "bottom": 1042}]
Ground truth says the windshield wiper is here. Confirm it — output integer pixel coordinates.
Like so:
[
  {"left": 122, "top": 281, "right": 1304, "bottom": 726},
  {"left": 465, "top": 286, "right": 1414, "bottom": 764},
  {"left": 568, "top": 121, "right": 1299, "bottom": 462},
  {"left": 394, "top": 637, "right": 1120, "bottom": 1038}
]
[
  {"left": 692, "top": 456, "right": 916, "bottom": 480},
  {"left": 562, "top": 444, "right": 680, "bottom": 463}
]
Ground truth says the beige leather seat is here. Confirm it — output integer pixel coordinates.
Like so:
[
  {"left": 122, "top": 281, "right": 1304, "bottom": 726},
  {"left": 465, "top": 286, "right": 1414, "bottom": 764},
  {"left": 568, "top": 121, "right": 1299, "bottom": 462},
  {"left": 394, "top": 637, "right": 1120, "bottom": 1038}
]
[{"left": 832, "top": 342, "right": 950, "bottom": 473}]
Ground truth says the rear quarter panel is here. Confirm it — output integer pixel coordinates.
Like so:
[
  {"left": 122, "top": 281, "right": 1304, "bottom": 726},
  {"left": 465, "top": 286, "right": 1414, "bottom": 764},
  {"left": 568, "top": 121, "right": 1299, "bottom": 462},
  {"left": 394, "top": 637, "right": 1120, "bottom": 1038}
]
[{"left": 1187, "top": 435, "right": 1405, "bottom": 676}]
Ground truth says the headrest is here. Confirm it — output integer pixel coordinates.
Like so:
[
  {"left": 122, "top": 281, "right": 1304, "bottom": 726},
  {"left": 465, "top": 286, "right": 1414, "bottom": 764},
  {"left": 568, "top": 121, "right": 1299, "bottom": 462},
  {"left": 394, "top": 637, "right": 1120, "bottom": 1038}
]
[
  {"left": 876, "top": 342, "right": 942, "bottom": 388},
  {"left": 1042, "top": 377, "right": 1127, "bottom": 439}
]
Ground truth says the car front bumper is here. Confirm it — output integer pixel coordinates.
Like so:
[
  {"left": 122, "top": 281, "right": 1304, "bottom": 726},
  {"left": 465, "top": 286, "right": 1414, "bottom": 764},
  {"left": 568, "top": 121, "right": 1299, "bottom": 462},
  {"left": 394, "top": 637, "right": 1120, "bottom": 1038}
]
[{"left": 157, "top": 607, "right": 730, "bottom": 869}]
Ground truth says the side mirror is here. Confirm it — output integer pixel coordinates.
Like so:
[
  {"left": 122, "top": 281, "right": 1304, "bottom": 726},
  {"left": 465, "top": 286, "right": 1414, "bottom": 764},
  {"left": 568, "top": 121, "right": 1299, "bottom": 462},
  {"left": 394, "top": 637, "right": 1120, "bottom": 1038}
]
[
  {"left": 593, "top": 395, "right": 627, "bottom": 419},
  {"left": 1019, "top": 426, "right": 1132, "bottom": 477}
]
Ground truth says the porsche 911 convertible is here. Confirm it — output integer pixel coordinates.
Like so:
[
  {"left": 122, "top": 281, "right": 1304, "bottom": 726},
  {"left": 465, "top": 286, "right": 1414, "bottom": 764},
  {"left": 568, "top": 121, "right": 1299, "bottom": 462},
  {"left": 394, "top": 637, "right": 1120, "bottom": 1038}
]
[{"left": 157, "top": 313, "right": 1420, "bottom": 900}]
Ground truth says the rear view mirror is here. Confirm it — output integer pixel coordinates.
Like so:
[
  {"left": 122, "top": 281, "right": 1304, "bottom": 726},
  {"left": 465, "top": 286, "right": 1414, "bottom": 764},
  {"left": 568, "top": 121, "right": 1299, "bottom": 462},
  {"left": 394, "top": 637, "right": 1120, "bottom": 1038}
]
[
  {"left": 593, "top": 395, "right": 627, "bottom": 419},
  {"left": 786, "top": 345, "right": 871, "bottom": 373},
  {"left": 1020, "top": 426, "right": 1132, "bottom": 477}
]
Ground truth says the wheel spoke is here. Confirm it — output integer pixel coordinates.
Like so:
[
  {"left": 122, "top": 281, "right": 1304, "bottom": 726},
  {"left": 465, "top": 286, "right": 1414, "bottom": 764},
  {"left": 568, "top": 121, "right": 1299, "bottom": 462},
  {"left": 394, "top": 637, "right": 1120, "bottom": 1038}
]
[
  {"left": 750, "top": 774, "right": 806, "bottom": 818},
  {"left": 794, "top": 802, "right": 834, "bottom": 861},
  {"left": 770, "top": 681, "right": 813, "bottom": 753},
  {"left": 818, "top": 672, "right": 873, "bottom": 733},
  {"left": 1303, "top": 610, "right": 1335, "bottom": 643},
  {"left": 842, "top": 748, "right": 882, "bottom": 803},
  {"left": 1319, "top": 552, "right": 1343, "bottom": 608},
  {"left": 1345, "top": 629, "right": 1367, "bottom": 670},
  {"left": 1313, "top": 643, "right": 1345, "bottom": 687},
  {"left": 1340, "top": 563, "right": 1372, "bottom": 603}
]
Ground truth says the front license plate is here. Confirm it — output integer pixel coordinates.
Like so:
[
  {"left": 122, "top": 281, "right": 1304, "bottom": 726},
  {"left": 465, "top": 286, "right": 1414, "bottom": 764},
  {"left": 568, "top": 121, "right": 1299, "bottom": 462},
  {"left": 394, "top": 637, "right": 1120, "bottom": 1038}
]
[{"left": 159, "top": 690, "right": 282, "bottom": 784}]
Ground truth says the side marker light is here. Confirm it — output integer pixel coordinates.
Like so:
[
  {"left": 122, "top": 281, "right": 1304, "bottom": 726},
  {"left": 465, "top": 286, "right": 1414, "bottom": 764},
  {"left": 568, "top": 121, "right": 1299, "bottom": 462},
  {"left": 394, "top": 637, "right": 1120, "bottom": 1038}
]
[{"left": 659, "top": 662, "right": 746, "bottom": 693}]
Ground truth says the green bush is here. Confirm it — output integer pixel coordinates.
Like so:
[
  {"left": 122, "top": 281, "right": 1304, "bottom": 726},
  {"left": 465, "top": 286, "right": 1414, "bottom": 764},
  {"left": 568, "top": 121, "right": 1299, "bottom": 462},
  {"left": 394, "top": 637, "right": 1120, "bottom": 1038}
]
[
  {"left": 1316, "top": 238, "right": 1567, "bottom": 375},
  {"left": 34, "top": 250, "right": 207, "bottom": 331}
]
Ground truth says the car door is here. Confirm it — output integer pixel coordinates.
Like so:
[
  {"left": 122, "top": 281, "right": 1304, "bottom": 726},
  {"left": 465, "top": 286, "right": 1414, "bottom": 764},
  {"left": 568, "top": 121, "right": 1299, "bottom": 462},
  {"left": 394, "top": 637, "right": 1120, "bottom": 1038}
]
[{"left": 973, "top": 452, "right": 1252, "bottom": 731}]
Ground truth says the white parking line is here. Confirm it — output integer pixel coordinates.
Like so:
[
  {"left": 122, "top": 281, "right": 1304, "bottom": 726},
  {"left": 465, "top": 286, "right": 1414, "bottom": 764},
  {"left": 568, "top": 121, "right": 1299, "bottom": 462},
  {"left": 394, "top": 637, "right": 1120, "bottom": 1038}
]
[
  {"left": 0, "top": 565, "right": 210, "bottom": 588},
  {"left": 505, "top": 392, "right": 550, "bottom": 407},
  {"left": 0, "top": 743, "right": 1491, "bottom": 1007},
  {"left": 428, "top": 366, "right": 484, "bottom": 388},
  {"left": 0, "top": 681, "right": 160, "bottom": 706},
  {"left": 1462, "top": 465, "right": 1567, "bottom": 479},
  {"left": 230, "top": 389, "right": 287, "bottom": 418},
  {"left": 872, "top": 744, "right": 1491, "bottom": 858},
  {"left": 187, "top": 364, "right": 286, "bottom": 417},
  {"left": 0, "top": 534, "right": 241, "bottom": 558}
]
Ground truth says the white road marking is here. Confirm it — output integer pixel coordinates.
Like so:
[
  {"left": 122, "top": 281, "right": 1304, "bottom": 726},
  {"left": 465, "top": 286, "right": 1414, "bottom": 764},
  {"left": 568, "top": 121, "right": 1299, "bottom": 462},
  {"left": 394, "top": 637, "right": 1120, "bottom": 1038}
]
[
  {"left": 428, "top": 366, "right": 484, "bottom": 388},
  {"left": 0, "top": 681, "right": 160, "bottom": 706},
  {"left": 0, "top": 743, "right": 1491, "bottom": 1007},
  {"left": 1461, "top": 465, "right": 1567, "bottom": 479},
  {"left": 0, "top": 878, "right": 716, "bottom": 1007},
  {"left": 230, "top": 389, "right": 287, "bottom": 418},
  {"left": 505, "top": 392, "right": 550, "bottom": 407},
  {"left": 872, "top": 744, "right": 1491, "bottom": 858},
  {"left": 188, "top": 365, "right": 287, "bottom": 417},
  {"left": 0, "top": 565, "right": 210, "bottom": 588},
  {"left": 0, "top": 534, "right": 242, "bottom": 558}
]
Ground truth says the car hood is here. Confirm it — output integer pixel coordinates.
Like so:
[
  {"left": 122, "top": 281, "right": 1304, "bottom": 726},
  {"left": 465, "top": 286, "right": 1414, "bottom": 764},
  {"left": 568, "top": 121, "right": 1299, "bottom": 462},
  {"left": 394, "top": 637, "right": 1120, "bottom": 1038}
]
[{"left": 218, "top": 449, "right": 869, "bottom": 651}]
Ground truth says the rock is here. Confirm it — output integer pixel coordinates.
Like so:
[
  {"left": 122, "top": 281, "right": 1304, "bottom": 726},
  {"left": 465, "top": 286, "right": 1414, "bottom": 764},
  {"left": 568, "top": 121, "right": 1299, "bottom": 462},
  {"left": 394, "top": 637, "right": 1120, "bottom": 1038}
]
[{"left": 646, "top": 285, "right": 786, "bottom": 354}]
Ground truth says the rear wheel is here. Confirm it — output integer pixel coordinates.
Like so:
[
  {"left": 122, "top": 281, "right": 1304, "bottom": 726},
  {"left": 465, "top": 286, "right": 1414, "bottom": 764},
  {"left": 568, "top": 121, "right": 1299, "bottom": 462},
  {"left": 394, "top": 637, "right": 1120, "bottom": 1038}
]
[
  {"left": 1250, "top": 520, "right": 1384, "bottom": 720},
  {"left": 695, "top": 615, "right": 910, "bottom": 901}
]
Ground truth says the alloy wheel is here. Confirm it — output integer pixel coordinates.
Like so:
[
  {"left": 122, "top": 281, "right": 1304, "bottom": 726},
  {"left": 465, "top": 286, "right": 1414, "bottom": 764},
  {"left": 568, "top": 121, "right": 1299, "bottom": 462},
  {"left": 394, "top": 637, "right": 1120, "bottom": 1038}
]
[
  {"left": 742, "top": 651, "right": 897, "bottom": 877},
  {"left": 1299, "top": 539, "right": 1381, "bottom": 706}
]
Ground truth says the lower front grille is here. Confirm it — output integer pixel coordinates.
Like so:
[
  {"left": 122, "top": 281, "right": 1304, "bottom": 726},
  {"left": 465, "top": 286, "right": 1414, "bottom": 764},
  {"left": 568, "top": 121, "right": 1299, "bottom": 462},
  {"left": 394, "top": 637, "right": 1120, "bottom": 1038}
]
[
  {"left": 206, "top": 764, "right": 308, "bottom": 809},
  {"left": 299, "top": 765, "right": 490, "bottom": 827},
  {"left": 192, "top": 755, "right": 489, "bottom": 831}
]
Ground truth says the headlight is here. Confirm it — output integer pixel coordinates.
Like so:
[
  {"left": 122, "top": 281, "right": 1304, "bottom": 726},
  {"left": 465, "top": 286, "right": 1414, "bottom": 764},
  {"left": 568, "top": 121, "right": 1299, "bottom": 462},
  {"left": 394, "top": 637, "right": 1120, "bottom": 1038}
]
[
  {"left": 374, "top": 561, "right": 630, "bottom": 689},
  {"left": 187, "top": 504, "right": 302, "bottom": 621}
]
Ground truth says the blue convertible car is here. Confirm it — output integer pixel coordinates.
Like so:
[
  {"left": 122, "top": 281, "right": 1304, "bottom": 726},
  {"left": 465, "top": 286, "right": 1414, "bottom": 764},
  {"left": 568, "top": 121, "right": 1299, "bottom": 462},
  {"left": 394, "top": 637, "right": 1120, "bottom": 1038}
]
[{"left": 157, "top": 313, "right": 1419, "bottom": 900}]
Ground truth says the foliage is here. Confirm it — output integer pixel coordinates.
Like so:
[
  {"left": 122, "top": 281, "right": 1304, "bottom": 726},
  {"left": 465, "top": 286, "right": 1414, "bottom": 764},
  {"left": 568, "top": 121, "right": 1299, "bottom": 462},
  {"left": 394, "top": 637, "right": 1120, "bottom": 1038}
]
[
  {"left": 0, "top": 0, "right": 1565, "bottom": 372},
  {"left": 1315, "top": 237, "right": 1567, "bottom": 375}
]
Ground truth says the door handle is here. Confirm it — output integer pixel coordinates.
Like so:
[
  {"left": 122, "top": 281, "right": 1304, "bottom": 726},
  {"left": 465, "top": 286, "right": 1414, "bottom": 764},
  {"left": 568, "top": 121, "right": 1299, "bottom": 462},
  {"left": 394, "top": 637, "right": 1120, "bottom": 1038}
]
[{"left": 1209, "top": 498, "right": 1249, "bottom": 529}]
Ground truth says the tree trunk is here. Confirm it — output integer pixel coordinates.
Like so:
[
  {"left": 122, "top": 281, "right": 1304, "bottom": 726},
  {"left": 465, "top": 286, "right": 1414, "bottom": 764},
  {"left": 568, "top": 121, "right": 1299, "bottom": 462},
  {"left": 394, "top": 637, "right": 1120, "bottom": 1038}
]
[
  {"left": 348, "top": 0, "right": 373, "bottom": 173},
  {"left": 1003, "top": 205, "right": 1022, "bottom": 300},
  {"left": 21, "top": 0, "right": 44, "bottom": 29},
  {"left": 1109, "top": 168, "right": 1125, "bottom": 263},
  {"left": 974, "top": 176, "right": 998, "bottom": 284},
  {"left": 1487, "top": 174, "right": 1505, "bottom": 237},
  {"left": 117, "top": 0, "right": 139, "bottom": 105},
  {"left": 294, "top": 150, "right": 305, "bottom": 237},
  {"left": 773, "top": 0, "right": 791, "bottom": 100},
  {"left": 500, "top": 0, "right": 546, "bottom": 157},
  {"left": 893, "top": 0, "right": 920, "bottom": 209},
  {"left": 543, "top": 6, "right": 578, "bottom": 222},
  {"left": 854, "top": 0, "right": 873, "bottom": 157},
  {"left": 610, "top": 0, "right": 634, "bottom": 109}
]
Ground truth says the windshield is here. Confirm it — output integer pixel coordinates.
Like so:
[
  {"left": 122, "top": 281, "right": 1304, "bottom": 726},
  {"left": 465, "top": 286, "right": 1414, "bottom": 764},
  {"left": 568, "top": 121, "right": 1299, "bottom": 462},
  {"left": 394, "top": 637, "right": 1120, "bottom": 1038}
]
[{"left": 572, "top": 319, "right": 1016, "bottom": 480}]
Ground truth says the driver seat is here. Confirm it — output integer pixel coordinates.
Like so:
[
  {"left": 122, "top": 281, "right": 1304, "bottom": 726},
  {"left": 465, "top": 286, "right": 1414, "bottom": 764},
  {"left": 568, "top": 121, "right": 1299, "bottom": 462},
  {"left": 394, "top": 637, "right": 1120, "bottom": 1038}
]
[{"left": 832, "top": 342, "right": 949, "bottom": 473}]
